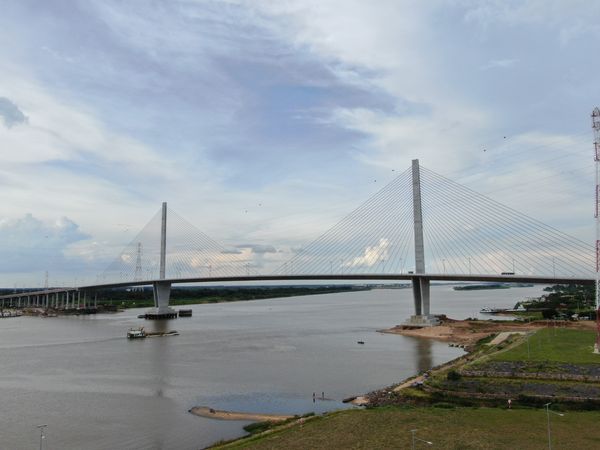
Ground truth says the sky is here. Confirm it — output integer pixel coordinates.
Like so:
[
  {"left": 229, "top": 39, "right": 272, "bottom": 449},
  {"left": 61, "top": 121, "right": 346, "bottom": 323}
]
[{"left": 0, "top": 0, "right": 599, "bottom": 287}]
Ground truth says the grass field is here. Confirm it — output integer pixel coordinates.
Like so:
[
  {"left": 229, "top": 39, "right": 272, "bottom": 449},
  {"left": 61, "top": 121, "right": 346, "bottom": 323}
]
[
  {"left": 490, "top": 328, "right": 598, "bottom": 364},
  {"left": 214, "top": 406, "right": 600, "bottom": 449}
]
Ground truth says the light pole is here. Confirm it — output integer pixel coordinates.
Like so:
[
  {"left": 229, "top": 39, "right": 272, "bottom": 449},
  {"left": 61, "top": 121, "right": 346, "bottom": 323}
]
[
  {"left": 544, "top": 402, "right": 564, "bottom": 450},
  {"left": 410, "top": 429, "right": 433, "bottom": 449},
  {"left": 37, "top": 424, "right": 47, "bottom": 450}
]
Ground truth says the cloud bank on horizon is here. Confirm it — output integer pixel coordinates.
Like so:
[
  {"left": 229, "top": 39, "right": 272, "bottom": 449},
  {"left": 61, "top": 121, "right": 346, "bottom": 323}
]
[{"left": 0, "top": 0, "right": 599, "bottom": 286}]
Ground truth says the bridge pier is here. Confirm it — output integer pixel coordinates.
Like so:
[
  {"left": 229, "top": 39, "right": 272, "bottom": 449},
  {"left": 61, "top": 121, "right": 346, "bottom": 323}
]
[
  {"left": 407, "top": 277, "right": 437, "bottom": 326},
  {"left": 145, "top": 281, "right": 177, "bottom": 319},
  {"left": 145, "top": 203, "right": 177, "bottom": 319}
]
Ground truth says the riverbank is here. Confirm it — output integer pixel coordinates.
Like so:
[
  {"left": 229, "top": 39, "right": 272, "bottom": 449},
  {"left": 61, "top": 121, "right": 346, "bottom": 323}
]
[
  {"left": 209, "top": 319, "right": 600, "bottom": 448},
  {"left": 381, "top": 317, "right": 594, "bottom": 348}
]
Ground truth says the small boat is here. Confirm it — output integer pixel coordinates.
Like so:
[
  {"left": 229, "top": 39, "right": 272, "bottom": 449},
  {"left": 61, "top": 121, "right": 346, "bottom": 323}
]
[
  {"left": 127, "top": 327, "right": 146, "bottom": 339},
  {"left": 0, "top": 310, "right": 23, "bottom": 318},
  {"left": 480, "top": 307, "right": 495, "bottom": 313},
  {"left": 357, "top": 341, "right": 365, "bottom": 345}
]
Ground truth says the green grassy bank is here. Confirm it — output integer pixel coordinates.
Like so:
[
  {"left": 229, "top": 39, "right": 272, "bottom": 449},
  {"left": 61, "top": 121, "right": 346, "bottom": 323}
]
[
  {"left": 213, "top": 406, "right": 600, "bottom": 449},
  {"left": 490, "top": 328, "right": 597, "bottom": 364}
]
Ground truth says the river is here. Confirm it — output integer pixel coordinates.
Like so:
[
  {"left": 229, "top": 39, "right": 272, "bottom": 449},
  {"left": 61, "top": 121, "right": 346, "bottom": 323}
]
[{"left": 0, "top": 285, "right": 544, "bottom": 449}]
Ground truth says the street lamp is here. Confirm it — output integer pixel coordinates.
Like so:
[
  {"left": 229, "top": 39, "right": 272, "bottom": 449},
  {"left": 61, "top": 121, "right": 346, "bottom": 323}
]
[
  {"left": 410, "top": 429, "right": 433, "bottom": 449},
  {"left": 37, "top": 424, "right": 47, "bottom": 450},
  {"left": 544, "top": 402, "right": 564, "bottom": 450}
]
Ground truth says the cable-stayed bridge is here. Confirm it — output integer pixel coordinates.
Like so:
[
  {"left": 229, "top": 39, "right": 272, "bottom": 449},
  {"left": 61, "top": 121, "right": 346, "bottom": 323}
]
[{"left": 1, "top": 160, "right": 594, "bottom": 324}]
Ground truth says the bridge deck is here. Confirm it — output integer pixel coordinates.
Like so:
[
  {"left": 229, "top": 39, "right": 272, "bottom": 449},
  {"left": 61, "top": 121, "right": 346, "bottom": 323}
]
[{"left": 1, "top": 274, "right": 593, "bottom": 299}]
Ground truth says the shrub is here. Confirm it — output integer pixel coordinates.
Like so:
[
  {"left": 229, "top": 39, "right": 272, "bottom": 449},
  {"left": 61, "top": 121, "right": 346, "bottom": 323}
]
[{"left": 447, "top": 370, "right": 462, "bottom": 381}]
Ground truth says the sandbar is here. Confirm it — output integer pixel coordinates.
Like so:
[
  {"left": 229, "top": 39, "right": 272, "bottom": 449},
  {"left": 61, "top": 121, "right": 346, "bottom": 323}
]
[{"left": 189, "top": 406, "right": 293, "bottom": 422}]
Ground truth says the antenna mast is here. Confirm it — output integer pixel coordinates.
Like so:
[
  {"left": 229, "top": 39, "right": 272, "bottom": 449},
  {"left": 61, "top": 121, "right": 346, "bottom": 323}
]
[{"left": 592, "top": 107, "right": 600, "bottom": 353}]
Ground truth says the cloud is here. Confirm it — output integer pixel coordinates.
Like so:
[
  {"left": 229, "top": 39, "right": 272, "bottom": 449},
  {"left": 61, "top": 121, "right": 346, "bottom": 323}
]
[
  {"left": 347, "top": 238, "right": 390, "bottom": 268},
  {"left": 0, "top": 97, "right": 28, "bottom": 127},
  {"left": 221, "top": 248, "right": 243, "bottom": 255},
  {"left": 0, "top": 1, "right": 598, "bottom": 285},
  {"left": 236, "top": 244, "right": 277, "bottom": 254},
  {"left": 0, "top": 214, "right": 90, "bottom": 273},
  {"left": 461, "top": 0, "right": 600, "bottom": 44}
]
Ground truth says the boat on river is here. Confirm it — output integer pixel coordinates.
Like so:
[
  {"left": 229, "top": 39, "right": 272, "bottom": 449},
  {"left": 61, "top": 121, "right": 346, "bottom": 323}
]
[
  {"left": 0, "top": 310, "right": 23, "bottom": 318},
  {"left": 127, "top": 327, "right": 146, "bottom": 339},
  {"left": 126, "top": 327, "right": 179, "bottom": 338},
  {"left": 480, "top": 307, "right": 503, "bottom": 314}
]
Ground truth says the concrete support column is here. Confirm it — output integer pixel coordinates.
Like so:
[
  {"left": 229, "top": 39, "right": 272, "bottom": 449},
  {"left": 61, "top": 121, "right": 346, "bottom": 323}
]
[
  {"left": 148, "top": 281, "right": 176, "bottom": 319},
  {"left": 420, "top": 278, "right": 430, "bottom": 316},
  {"left": 411, "top": 278, "right": 422, "bottom": 316}
]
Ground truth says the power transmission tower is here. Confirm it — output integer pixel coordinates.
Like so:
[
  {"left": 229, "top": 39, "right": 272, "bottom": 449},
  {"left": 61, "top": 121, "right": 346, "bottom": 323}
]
[
  {"left": 134, "top": 242, "right": 143, "bottom": 292},
  {"left": 592, "top": 107, "right": 600, "bottom": 353}
]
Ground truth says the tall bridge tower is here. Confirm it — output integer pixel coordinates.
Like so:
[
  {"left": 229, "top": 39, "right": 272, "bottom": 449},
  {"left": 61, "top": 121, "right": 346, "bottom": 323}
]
[
  {"left": 407, "top": 159, "right": 438, "bottom": 326},
  {"left": 147, "top": 202, "right": 177, "bottom": 319}
]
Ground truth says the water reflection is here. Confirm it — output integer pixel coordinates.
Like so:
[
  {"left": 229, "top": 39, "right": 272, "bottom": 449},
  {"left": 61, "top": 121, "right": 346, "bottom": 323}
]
[
  {"left": 415, "top": 337, "right": 433, "bottom": 373},
  {"left": 149, "top": 320, "right": 172, "bottom": 448}
]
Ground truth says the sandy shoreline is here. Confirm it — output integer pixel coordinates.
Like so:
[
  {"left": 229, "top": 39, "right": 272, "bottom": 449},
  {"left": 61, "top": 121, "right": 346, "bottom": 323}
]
[
  {"left": 189, "top": 406, "right": 293, "bottom": 422},
  {"left": 378, "top": 318, "right": 589, "bottom": 347}
]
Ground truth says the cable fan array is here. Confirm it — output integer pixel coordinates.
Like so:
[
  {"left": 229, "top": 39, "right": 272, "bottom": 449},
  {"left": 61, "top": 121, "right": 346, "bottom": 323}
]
[
  {"left": 276, "top": 164, "right": 593, "bottom": 278},
  {"left": 274, "top": 167, "right": 415, "bottom": 275},
  {"left": 100, "top": 163, "right": 594, "bottom": 283},
  {"left": 100, "top": 207, "right": 249, "bottom": 284}
]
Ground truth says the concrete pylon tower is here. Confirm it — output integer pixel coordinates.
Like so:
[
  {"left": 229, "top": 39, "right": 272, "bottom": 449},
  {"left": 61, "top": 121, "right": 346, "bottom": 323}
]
[
  {"left": 407, "top": 159, "right": 437, "bottom": 326},
  {"left": 147, "top": 202, "right": 177, "bottom": 319},
  {"left": 159, "top": 202, "right": 167, "bottom": 280}
]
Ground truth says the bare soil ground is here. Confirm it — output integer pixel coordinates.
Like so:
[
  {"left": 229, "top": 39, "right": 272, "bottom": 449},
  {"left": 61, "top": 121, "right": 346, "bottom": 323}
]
[{"left": 381, "top": 318, "right": 595, "bottom": 347}]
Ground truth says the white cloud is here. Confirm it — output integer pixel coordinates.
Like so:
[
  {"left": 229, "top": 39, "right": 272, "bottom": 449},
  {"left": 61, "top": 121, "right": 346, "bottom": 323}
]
[
  {"left": 0, "top": 214, "right": 89, "bottom": 273},
  {"left": 461, "top": 0, "right": 600, "bottom": 44},
  {"left": 347, "top": 238, "right": 390, "bottom": 268}
]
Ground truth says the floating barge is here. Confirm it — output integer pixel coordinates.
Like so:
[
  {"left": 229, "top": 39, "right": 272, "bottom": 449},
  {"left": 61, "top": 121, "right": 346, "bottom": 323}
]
[
  {"left": 126, "top": 327, "right": 179, "bottom": 339},
  {"left": 178, "top": 309, "right": 192, "bottom": 317}
]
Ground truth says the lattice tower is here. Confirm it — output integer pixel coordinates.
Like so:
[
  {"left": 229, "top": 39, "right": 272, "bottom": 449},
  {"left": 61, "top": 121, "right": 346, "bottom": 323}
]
[
  {"left": 134, "top": 242, "right": 143, "bottom": 282},
  {"left": 592, "top": 107, "right": 600, "bottom": 352}
]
